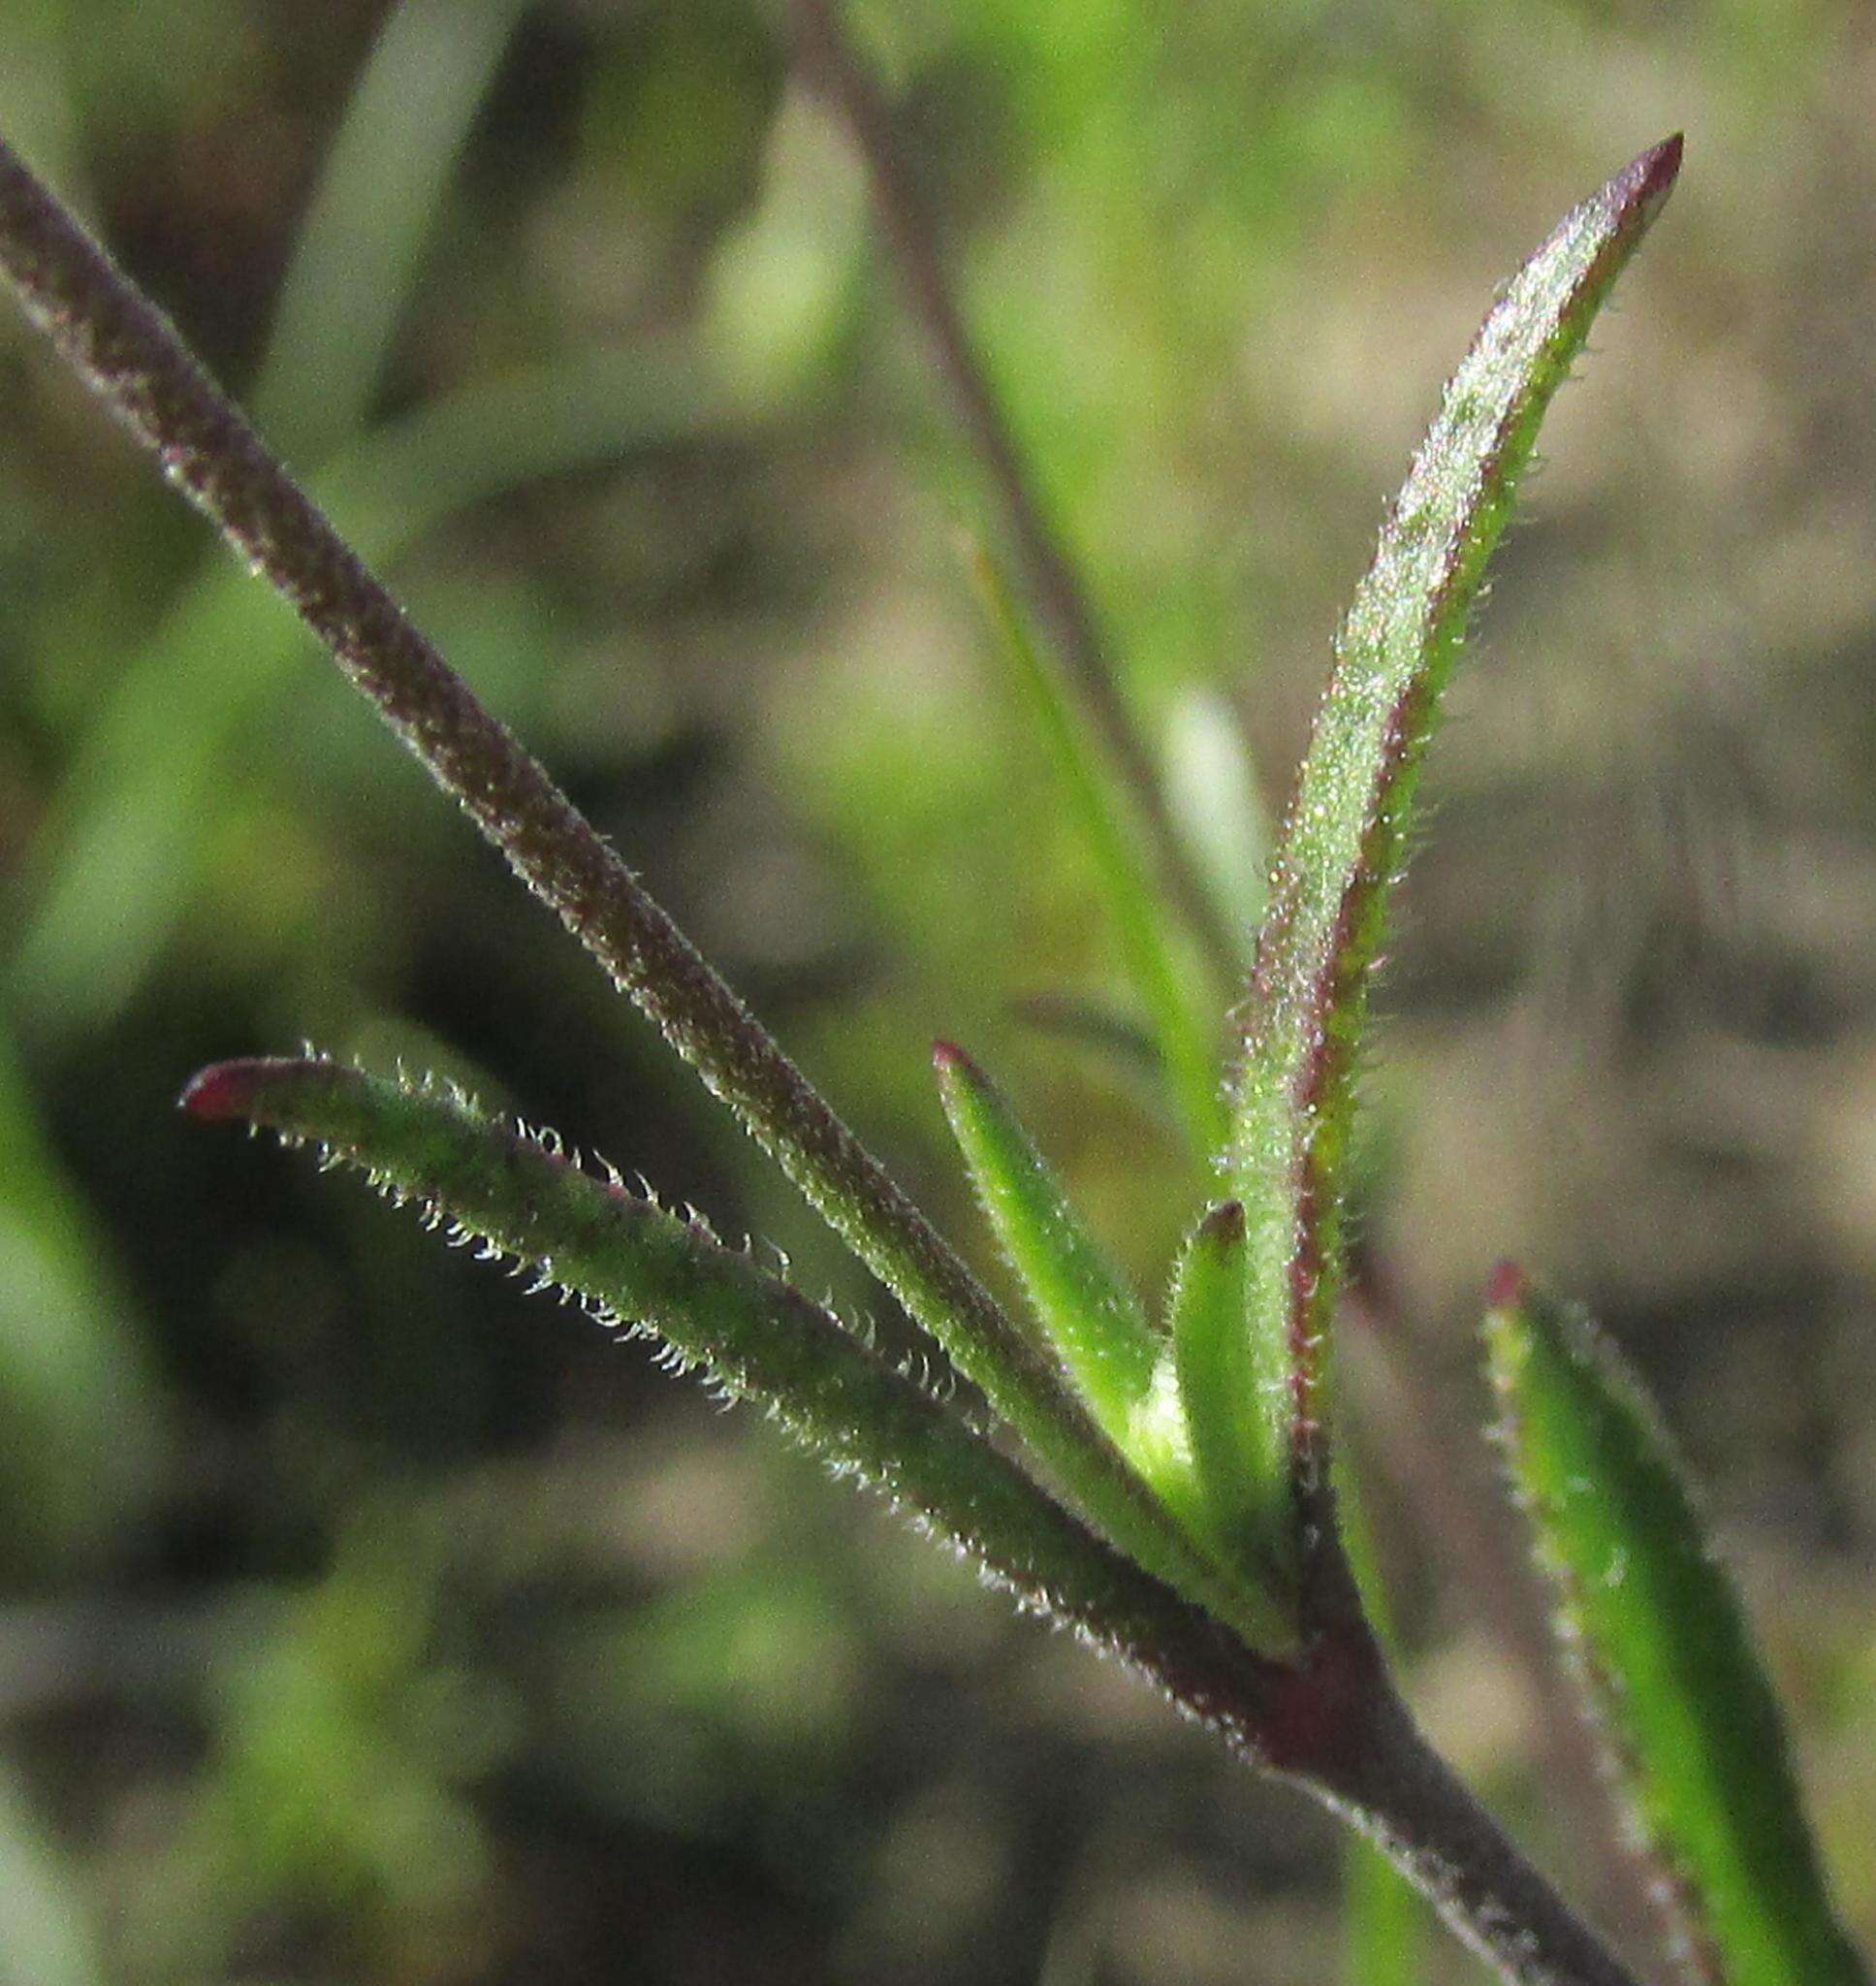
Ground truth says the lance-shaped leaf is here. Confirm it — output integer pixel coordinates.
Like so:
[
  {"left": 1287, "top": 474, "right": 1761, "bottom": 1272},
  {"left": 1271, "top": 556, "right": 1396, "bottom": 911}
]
[
  {"left": 1226, "top": 139, "right": 1682, "bottom": 1537},
  {"left": 933, "top": 1042, "right": 1156, "bottom": 1437},
  {"left": 1166, "top": 1201, "right": 1289, "bottom": 1591},
  {"left": 1484, "top": 1266, "right": 1869, "bottom": 1986},
  {"left": 935, "top": 1050, "right": 1299, "bottom": 1652},
  {"left": 177, "top": 1055, "right": 1282, "bottom": 1692},
  {"left": 968, "top": 544, "right": 1225, "bottom": 1157}
]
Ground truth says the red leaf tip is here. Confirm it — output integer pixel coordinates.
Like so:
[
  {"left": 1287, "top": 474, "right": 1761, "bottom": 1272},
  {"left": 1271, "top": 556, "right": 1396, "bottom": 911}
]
[
  {"left": 1484, "top": 1260, "right": 1529, "bottom": 1313},
  {"left": 933, "top": 1039, "right": 985, "bottom": 1081},
  {"left": 1614, "top": 133, "right": 1683, "bottom": 225},
  {"left": 179, "top": 1060, "right": 267, "bottom": 1122}
]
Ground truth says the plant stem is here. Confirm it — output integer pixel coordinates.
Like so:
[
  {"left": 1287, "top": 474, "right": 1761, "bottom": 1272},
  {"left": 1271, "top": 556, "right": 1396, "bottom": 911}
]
[
  {"left": 0, "top": 131, "right": 1244, "bottom": 1629},
  {"left": 0, "top": 134, "right": 1650, "bottom": 1986},
  {"left": 782, "top": 0, "right": 1242, "bottom": 988},
  {"left": 1286, "top": 1651, "right": 1645, "bottom": 1986}
]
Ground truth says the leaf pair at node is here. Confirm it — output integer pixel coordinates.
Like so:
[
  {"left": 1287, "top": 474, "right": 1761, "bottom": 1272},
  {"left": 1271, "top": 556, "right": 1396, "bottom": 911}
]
[
  {"left": 11, "top": 76, "right": 1848, "bottom": 1979},
  {"left": 926, "top": 138, "right": 1686, "bottom": 1656}
]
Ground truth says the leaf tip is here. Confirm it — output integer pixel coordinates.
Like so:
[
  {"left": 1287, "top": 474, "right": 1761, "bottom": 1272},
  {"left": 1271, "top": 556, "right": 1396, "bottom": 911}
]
[
  {"left": 1613, "top": 133, "right": 1683, "bottom": 226},
  {"left": 931, "top": 1039, "right": 989, "bottom": 1104},
  {"left": 179, "top": 1059, "right": 270, "bottom": 1122},
  {"left": 1484, "top": 1259, "right": 1528, "bottom": 1314}
]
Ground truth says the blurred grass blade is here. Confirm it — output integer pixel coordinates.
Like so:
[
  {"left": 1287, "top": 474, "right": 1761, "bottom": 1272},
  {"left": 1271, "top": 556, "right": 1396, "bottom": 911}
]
[
  {"left": 1161, "top": 686, "right": 1269, "bottom": 956},
  {"left": 933, "top": 1041, "right": 1156, "bottom": 1432},
  {"left": 1007, "top": 992, "right": 1161, "bottom": 1085},
  {"left": 1483, "top": 1267, "right": 1870, "bottom": 1986},
  {"left": 0, "top": 1766, "right": 107, "bottom": 1986},
  {"left": 1344, "top": 1833, "right": 1427, "bottom": 1986},
  {"left": 176, "top": 1055, "right": 1259, "bottom": 1670},
  {"left": 0, "top": 1029, "right": 167, "bottom": 1565},
  {"left": 706, "top": 80, "right": 870, "bottom": 399},
  {"left": 1228, "top": 139, "right": 1681, "bottom": 1509},
  {"left": 248, "top": 0, "right": 530, "bottom": 462},
  {"left": 9, "top": 341, "right": 734, "bottom": 1043},
  {"left": 968, "top": 541, "right": 1225, "bottom": 1157}
]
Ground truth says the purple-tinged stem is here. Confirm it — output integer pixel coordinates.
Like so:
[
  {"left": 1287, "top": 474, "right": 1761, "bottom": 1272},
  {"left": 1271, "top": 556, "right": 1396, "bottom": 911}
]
[
  {"left": 782, "top": 0, "right": 1241, "bottom": 988},
  {"left": 0, "top": 131, "right": 1651, "bottom": 1986}
]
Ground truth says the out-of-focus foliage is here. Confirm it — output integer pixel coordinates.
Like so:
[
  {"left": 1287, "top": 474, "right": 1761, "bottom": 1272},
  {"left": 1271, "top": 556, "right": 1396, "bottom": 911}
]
[{"left": 0, "top": 2, "right": 1870, "bottom": 1981}]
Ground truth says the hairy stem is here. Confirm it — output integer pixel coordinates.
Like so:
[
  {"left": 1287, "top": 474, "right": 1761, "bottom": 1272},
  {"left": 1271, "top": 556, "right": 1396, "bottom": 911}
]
[
  {"left": 0, "top": 132, "right": 1653, "bottom": 1986},
  {"left": 783, "top": 0, "right": 1241, "bottom": 987},
  {"left": 1286, "top": 1652, "right": 1644, "bottom": 1986},
  {"left": 0, "top": 132, "right": 1244, "bottom": 1627}
]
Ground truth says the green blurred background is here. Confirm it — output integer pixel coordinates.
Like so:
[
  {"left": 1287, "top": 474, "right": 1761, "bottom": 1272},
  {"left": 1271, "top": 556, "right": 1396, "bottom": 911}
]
[{"left": 0, "top": 1, "right": 1871, "bottom": 1979}]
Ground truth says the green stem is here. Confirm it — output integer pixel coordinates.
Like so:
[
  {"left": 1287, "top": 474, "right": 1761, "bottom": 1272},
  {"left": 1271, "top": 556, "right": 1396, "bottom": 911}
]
[
  {"left": 784, "top": 0, "right": 1242, "bottom": 991},
  {"left": 189, "top": 1057, "right": 1644, "bottom": 1986}
]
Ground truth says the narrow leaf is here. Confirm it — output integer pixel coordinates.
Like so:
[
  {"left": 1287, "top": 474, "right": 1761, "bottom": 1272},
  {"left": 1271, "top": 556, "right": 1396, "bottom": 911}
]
[
  {"left": 177, "top": 1055, "right": 1272, "bottom": 1686},
  {"left": 933, "top": 1047, "right": 1299, "bottom": 1650},
  {"left": 1227, "top": 138, "right": 1682, "bottom": 1517},
  {"left": 1484, "top": 1266, "right": 1869, "bottom": 1986},
  {"left": 0, "top": 132, "right": 1250, "bottom": 1662},
  {"left": 933, "top": 1041, "right": 1156, "bottom": 1430},
  {"left": 1167, "top": 1199, "right": 1294, "bottom": 1599},
  {"left": 969, "top": 542, "right": 1226, "bottom": 1157}
]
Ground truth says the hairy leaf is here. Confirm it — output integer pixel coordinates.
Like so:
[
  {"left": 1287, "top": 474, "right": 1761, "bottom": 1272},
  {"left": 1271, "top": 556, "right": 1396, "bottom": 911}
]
[
  {"left": 179, "top": 1055, "right": 1279, "bottom": 1682},
  {"left": 934, "top": 1039, "right": 1157, "bottom": 1424},
  {"left": 1227, "top": 138, "right": 1682, "bottom": 1530},
  {"left": 1166, "top": 1199, "right": 1289, "bottom": 1592},
  {"left": 1484, "top": 1267, "right": 1868, "bottom": 1986}
]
